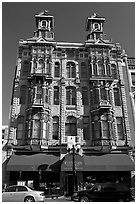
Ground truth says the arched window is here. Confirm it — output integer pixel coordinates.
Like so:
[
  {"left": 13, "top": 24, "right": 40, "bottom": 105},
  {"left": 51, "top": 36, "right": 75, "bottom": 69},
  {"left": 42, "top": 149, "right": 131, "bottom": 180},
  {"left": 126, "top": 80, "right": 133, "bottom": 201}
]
[
  {"left": 54, "top": 86, "right": 59, "bottom": 105},
  {"left": 53, "top": 116, "right": 59, "bottom": 140},
  {"left": 20, "top": 85, "right": 27, "bottom": 104},
  {"left": 42, "top": 20, "right": 47, "bottom": 27},
  {"left": 16, "top": 115, "right": 24, "bottom": 139},
  {"left": 66, "top": 62, "right": 76, "bottom": 78},
  {"left": 81, "top": 62, "right": 87, "bottom": 78},
  {"left": 98, "top": 61, "right": 105, "bottom": 75},
  {"left": 111, "top": 64, "right": 117, "bottom": 78},
  {"left": 66, "top": 86, "right": 76, "bottom": 105},
  {"left": 22, "top": 60, "right": 30, "bottom": 76},
  {"left": 65, "top": 116, "right": 77, "bottom": 136},
  {"left": 54, "top": 62, "right": 60, "bottom": 77},
  {"left": 38, "top": 59, "right": 44, "bottom": 69}
]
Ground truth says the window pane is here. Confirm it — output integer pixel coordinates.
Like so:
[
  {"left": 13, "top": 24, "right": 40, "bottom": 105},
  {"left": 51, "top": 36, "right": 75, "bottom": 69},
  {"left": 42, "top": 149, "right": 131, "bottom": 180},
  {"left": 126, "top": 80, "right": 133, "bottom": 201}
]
[
  {"left": 81, "top": 62, "right": 87, "bottom": 78},
  {"left": 111, "top": 64, "right": 117, "bottom": 78},
  {"left": 20, "top": 86, "right": 27, "bottom": 104},
  {"left": 82, "top": 87, "right": 88, "bottom": 105},
  {"left": 54, "top": 62, "right": 60, "bottom": 77},
  {"left": 22, "top": 61, "right": 30, "bottom": 76},
  {"left": 54, "top": 87, "right": 59, "bottom": 105},
  {"left": 100, "top": 88, "right": 107, "bottom": 100},
  {"left": 66, "top": 87, "right": 76, "bottom": 105},
  {"left": 33, "top": 120, "right": 40, "bottom": 138},
  {"left": 114, "top": 88, "right": 121, "bottom": 106},
  {"left": 116, "top": 117, "right": 124, "bottom": 140},
  {"left": 131, "top": 73, "right": 135, "bottom": 85}
]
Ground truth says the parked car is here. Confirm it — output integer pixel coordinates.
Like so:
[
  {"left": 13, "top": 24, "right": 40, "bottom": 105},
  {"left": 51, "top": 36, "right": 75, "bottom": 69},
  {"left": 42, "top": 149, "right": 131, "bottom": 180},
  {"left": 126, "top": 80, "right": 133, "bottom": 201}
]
[
  {"left": 72, "top": 182, "right": 133, "bottom": 202},
  {"left": 2, "top": 185, "right": 45, "bottom": 202}
]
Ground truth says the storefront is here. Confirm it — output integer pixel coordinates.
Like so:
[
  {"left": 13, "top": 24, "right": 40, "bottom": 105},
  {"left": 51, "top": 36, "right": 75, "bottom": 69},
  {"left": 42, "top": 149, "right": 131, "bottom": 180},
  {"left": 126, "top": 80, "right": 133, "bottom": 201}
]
[{"left": 7, "top": 152, "right": 135, "bottom": 196}]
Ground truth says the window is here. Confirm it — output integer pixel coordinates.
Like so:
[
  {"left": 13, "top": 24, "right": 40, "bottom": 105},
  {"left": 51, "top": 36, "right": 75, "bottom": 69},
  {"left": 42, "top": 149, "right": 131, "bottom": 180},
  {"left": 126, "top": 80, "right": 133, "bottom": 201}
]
[
  {"left": 20, "top": 85, "right": 27, "bottom": 104},
  {"left": 116, "top": 117, "right": 124, "bottom": 140},
  {"left": 131, "top": 72, "right": 135, "bottom": 86},
  {"left": 6, "top": 186, "right": 16, "bottom": 192},
  {"left": 98, "top": 61, "right": 105, "bottom": 75},
  {"left": 111, "top": 64, "right": 117, "bottom": 78},
  {"left": 33, "top": 114, "right": 41, "bottom": 139},
  {"left": 93, "top": 63, "right": 97, "bottom": 75},
  {"left": 66, "top": 87, "right": 76, "bottom": 105},
  {"left": 42, "top": 20, "right": 47, "bottom": 27},
  {"left": 16, "top": 116, "right": 24, "bottom": 139},
  {"left": 93, "top": 88, "right": 99, "bottom": 104},
  {"left": 54, "top": 86, "right": 59, "bottom": 105},
  {"left": 22, "top": 60, "right": 30, "bottom": 76},
  {"left": 65, "top": 116, "right": 77, "bottom": 136},
  {"left": 54, "top": 62, "right": 60, "bottom": 77},
  {"left": 93, "top": 122, "right": 101, "bottom": 140},
  {"left": 100, "top": 87, "right": 107, "bottom": 100},
  {"left": 45, "top": 87, "right": 48, "bottom": 103},
  {"left": 114, "top": 87, "right": 121, "bottom": 106},
  {"left": 66, "top": 62, "right": 76, "bottom": 78},
  {"left": 38, "top": 59, "right": 44, "bottom": 69},
  {"left": 102, "top": 121, "right": 109, "bottom": 138},
  {"left": 83, "top": 117, "right": 89, "bottom": 140},
  {"left": 36, "top": 86, "right": 42, "bottom": 103},
  {"left": 81, "top": 62, "right": 87, "bottom": 78},
  {"left": 17, "top": 186, "right": 27, "bottom": 192},
  {"left": 82, "top": 87, "right": 88, "bottom": 105},
  {"left": 106, "top": 63, "right": 111, "bottom": 76},
  {"left": 53, "top": 117, "right": 59, "bottom": 140}
]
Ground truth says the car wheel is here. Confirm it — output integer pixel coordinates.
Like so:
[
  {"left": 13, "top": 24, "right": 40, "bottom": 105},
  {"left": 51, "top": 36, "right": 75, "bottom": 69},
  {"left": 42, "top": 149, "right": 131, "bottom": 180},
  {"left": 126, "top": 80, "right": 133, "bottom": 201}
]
[
  {"left": 80, "top": 196, "right": 90, "bottom": 202},
  {"left": 24, "top": 196, "right": 35, "bottom": 202}
]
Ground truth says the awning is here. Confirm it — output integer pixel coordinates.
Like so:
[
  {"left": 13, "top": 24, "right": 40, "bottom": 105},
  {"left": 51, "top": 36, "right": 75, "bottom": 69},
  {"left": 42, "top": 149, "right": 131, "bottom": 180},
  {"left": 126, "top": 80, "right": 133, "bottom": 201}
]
[
  {"left": 7, "top": 153, "right": 60, "bottom": 171},
  {"left": 61, "top": 153, "right": 84, "bottom": 171},
  {"left": 83, "top": 154, "right": 135, "bottom": 171}
]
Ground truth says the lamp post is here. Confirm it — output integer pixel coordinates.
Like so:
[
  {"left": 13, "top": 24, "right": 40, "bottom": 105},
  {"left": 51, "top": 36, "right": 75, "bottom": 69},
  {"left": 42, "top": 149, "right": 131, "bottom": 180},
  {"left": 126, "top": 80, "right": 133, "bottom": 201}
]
[{"left": 72, "top": 144, "right": 76, "bottom": 194}]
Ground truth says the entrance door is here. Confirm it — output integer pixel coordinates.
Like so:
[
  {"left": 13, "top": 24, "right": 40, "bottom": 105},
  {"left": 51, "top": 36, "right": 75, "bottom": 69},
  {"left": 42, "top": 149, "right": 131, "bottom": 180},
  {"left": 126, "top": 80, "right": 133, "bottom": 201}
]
[{"left": 65, "top": 174, "right": 74, "bottom": 196}]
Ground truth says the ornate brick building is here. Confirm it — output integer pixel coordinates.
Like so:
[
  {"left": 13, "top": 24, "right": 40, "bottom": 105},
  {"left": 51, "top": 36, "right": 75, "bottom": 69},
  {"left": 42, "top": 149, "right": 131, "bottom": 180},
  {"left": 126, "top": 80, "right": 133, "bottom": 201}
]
[{"left": 5, "top": 11, "right": 134, "bottom": 195}]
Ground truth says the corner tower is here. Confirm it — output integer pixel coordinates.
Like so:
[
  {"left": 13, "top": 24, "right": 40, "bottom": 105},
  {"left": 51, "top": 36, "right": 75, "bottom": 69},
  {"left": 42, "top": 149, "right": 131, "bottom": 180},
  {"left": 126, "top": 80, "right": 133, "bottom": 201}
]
[
  {"left": 34, "top": 10, "right": 54, "bottom": 40},
  {"left": 86, "top": 13, "right": 105, "bottom": 41}
]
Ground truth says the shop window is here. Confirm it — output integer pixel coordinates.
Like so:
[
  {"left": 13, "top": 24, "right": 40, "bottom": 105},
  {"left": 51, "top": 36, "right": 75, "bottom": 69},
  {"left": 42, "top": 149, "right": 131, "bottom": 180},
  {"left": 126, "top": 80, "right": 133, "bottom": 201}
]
[
  {"left": 116, "top": 117, "right": 124, "bottom": 140},
  {"left": 22, "top": 60, "right": 30, "bottom": 76},
  {"left": 53, "top": 116, "right": 59, "bottom": 140},
  {"left": 98, "top": 61, "right": 105, "bottom": 75},
  {"left": 16, "top": 116, "right": 24, "bottom": 139},
  {"left": 66, "top": 62, "right": 76, "bottom": 78},
  {"left": 65, "top": 116, "right": 77, "bottom": 136},
  {"left": 20, "top": 85, "right": 27, "bottom": 104},
  {"left": 83, "top": 117, "right": 89, "bottom": 140},
  {"left": 81, "top": 62, "right": 87, "bottom": 78},
  {"left": 66, "top": 86, "right": 76, "bottom": 105},
  {"left": 111, "top": 64, "right": 117, "bottom": 78},
  {"left": 82, "top": 87, "right": 88, "bottom": 105},
  {"left": 54, "top": 62, "right": 60, "bottom": 77},
  {"left": 54, "top": 86, "right": 59, "bottom": 105},
  {"left": 131, "top": 72, "right": 135, "bottom": 86},
  {"left": 113, "top": 87, "right": 121, "bottom": 106}
]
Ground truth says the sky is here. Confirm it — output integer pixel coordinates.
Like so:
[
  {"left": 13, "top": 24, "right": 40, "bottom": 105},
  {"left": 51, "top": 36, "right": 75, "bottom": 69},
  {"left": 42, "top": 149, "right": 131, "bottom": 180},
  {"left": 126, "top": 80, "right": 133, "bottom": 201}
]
[{"left": 2, "top": 2, "right": 135, "bottom": 125}]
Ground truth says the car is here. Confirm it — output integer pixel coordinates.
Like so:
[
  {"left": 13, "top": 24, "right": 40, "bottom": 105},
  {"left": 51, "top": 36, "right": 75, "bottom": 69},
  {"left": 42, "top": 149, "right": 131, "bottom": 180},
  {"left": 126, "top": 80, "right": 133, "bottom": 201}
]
[
  {"left": 72, "top": 182, "right": 133, "bottom": 202},
  {"left": 2, "top": 185, "right": 45, "bottom": 202}
]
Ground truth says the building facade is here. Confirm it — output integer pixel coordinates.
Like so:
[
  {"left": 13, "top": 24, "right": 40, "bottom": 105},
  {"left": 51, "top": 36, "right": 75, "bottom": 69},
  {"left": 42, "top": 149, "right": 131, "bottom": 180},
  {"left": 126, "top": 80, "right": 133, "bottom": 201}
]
[{"left": 5, "top": 11, "right": 134, "bottom": 195}]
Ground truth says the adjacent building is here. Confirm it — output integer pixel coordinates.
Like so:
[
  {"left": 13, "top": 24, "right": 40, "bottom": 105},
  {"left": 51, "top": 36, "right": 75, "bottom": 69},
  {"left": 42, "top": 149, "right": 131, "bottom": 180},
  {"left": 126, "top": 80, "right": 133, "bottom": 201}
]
[{"left": 4, "top": 11, "right": 134, "bottom": 195}]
